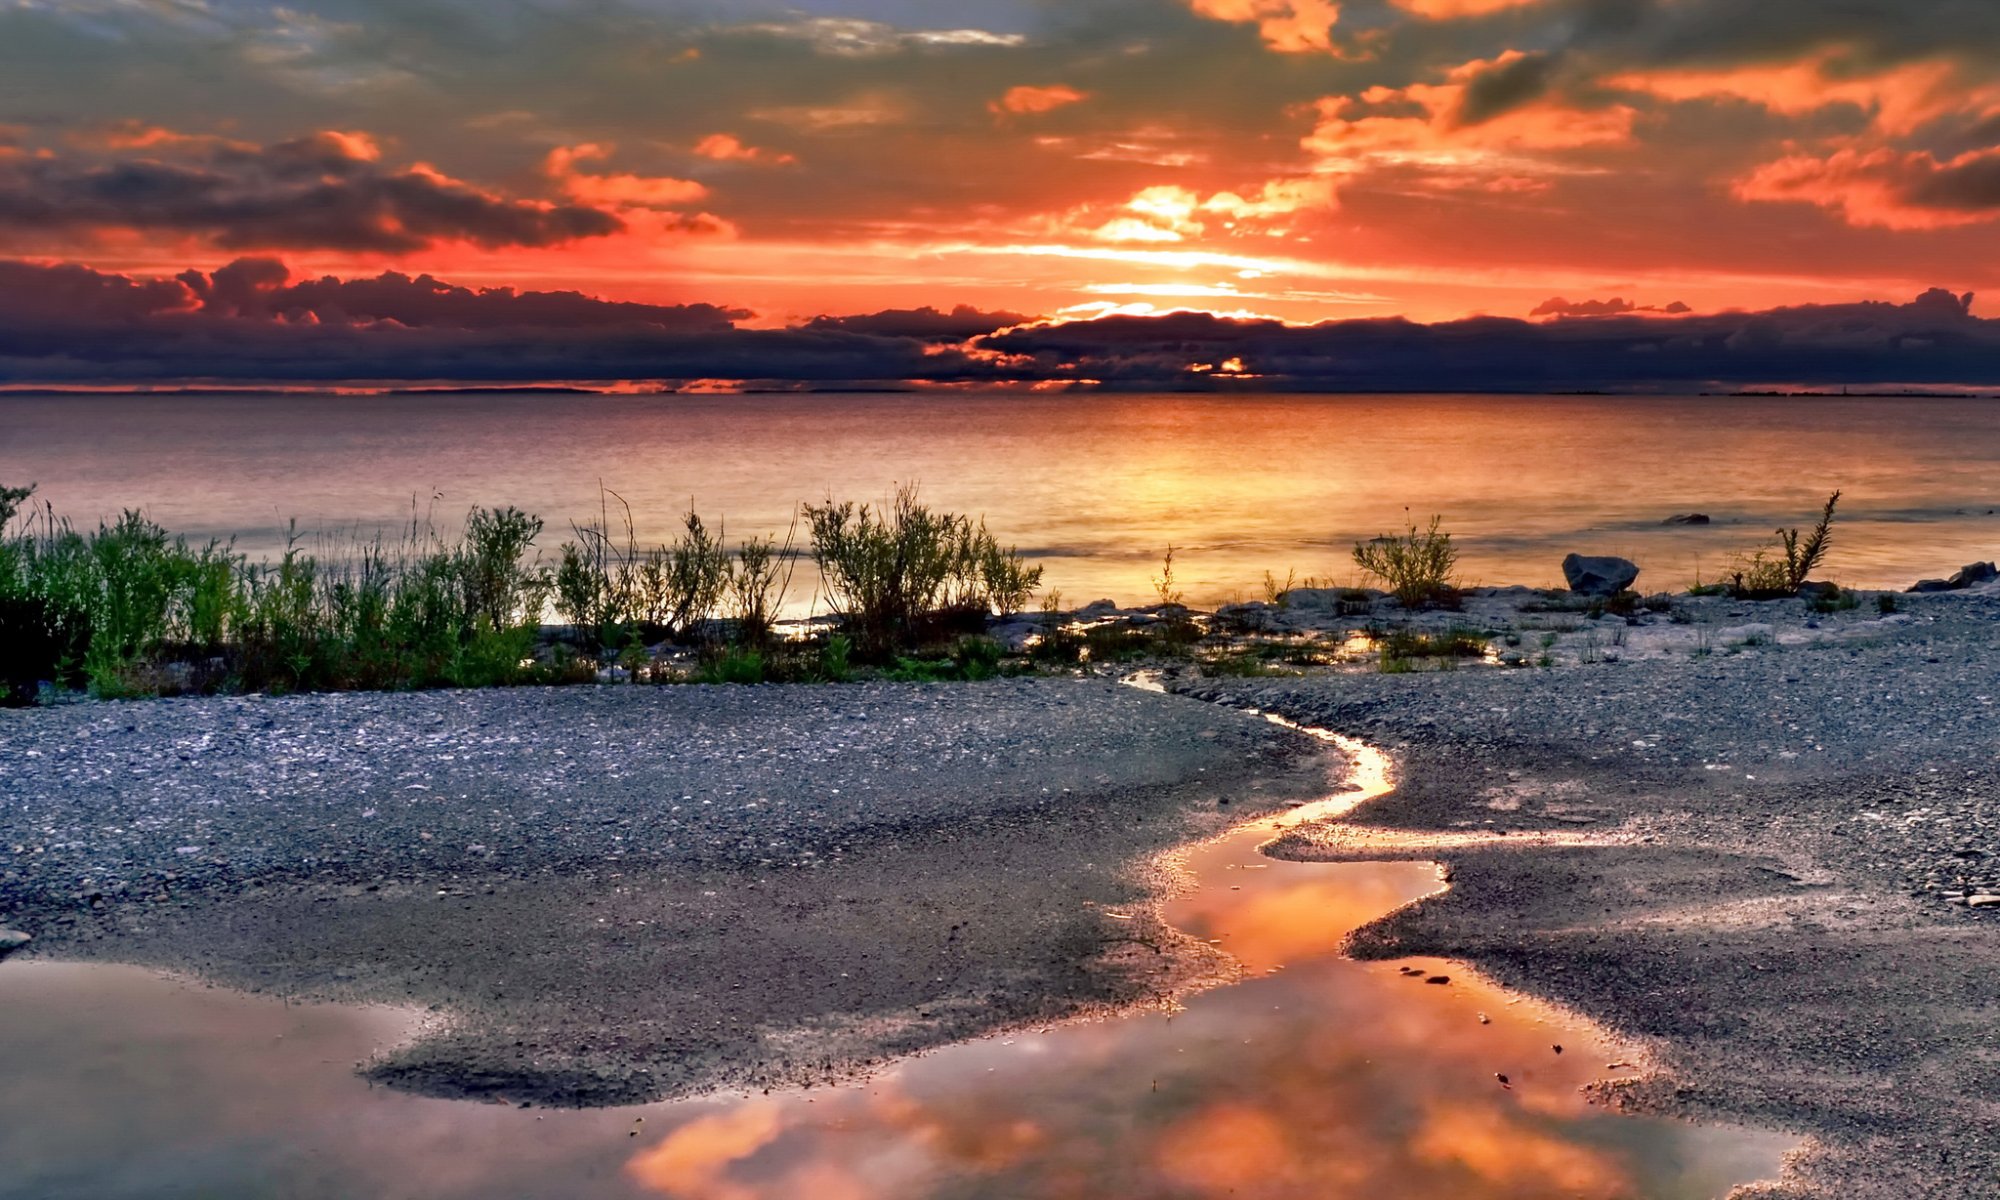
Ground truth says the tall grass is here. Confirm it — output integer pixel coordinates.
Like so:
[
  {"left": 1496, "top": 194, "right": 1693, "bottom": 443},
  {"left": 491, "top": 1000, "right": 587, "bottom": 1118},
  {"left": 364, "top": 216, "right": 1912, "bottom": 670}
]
[{"left": 0, "top": 481, "right": 1044, "bottom": 702}]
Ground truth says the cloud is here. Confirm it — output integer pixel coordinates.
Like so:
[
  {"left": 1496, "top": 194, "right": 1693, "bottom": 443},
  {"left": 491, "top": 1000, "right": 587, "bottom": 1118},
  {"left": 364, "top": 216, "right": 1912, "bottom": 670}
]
[
  {"left": 1531, "top": 296, "right": 1691, "bottom": 317},
  {"left": 1185, "top": 0, "right": 1343, "bottom": 53},
  {"left": 692, "top": 134, "right": 795, "bottom": 165},
  {"left": 0, "top": 258, "right": 987, "bottom": 387},
  {"left": 977, "top": 289, "right": 2000, "bottom": 390},
  {"left": 990, "top": 85, "right": 1090, "bottom": 117},
  {"left": 804, "top": 304, "right": 1031, "bottom": 341},
  {"left": 0, "top": 132, "right": 622, "bottom": 254},
  {"left": 2, "top": 258, "right": 1992, "bottom": 393},
  {"left": 1736, "top": 146, "right": 2000, "bottom": 229}
]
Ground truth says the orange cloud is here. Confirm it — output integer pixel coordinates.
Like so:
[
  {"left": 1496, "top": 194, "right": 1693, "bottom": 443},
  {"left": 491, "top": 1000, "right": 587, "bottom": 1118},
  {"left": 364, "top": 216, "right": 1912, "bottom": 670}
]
[
  {"left": 1609, "top": 53, "right": 2000, "bottom": 138},
  {"left": 1188, "top": 0, "right": 1342, "bottom": 54},
  {"left": 990, "top": 85, "right": 1090, "bottom": 117},
  {"left": 693, "top": 134, "right": 795, "bottom": 165},
  {"left": 1391, "top": 0, "right": 1543, "bottom": 16},
  {"left": 1077, "top": 178, "right": 1338, "bottom": 244},
  {"left": 1735, "top": 146, "right": 2000, "bottom": 230},
  {"left": 1306, "top": 53, "right": 1634, "bottom": 170},
  {"left": 545, "top": 143, "right": 710, "bottom": 208},
  {"left": 1157, "top": 1104, "right": 1295, "bottom": 1192},
  {"left": 627, "top": 1104, "right": 784, "bottom": 1200},
  {"left": 1412, "top": 1102, "right": 1629, "bottom": 1193}
]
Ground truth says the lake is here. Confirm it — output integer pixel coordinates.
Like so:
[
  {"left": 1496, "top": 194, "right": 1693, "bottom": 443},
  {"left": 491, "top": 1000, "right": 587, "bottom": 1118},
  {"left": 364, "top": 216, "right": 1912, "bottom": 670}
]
[{"left": 5, "top": 391, "right": 1997, "bottom": 607}]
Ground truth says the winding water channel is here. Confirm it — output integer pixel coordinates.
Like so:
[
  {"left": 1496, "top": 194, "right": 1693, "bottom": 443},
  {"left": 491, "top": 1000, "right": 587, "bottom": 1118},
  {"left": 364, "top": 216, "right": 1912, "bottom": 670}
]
[{"left": 0, "top": 718, "right": 1793, "bottom": 1199}]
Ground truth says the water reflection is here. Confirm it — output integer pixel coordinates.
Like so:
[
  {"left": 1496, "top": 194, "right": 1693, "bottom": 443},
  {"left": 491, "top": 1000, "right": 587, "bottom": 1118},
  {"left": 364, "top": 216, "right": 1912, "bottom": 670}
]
[
  {"left": 619, "top": 753, "right": 1788, "bottom": 1200},
  {"left": 0, "top": 735, "right": 1792, "bottom": 1200}
]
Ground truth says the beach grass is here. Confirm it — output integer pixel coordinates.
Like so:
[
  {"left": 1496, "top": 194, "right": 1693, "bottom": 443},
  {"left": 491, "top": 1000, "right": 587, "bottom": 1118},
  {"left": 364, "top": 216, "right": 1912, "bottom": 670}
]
[{"left": 0, "top": 483, "right": 1047, "bottom": 704}]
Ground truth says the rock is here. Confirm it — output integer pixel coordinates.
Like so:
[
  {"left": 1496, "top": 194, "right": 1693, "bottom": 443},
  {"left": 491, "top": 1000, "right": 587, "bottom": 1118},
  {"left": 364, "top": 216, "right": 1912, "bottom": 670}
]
[
  {"left": 1796, "top": 581, "right": 1842, "bottom": 600},
  {"left": 1908, "top": 562, "right": 1998, "bottom": 593},
  {"left": 1562, "top": 554, "right": 1640, "bottom": 597},
  {"left": 1664, "top": 513, "right": 1712, "bottom": 525},
  {"left": 1968, "top": 895, "right": 2000, "bottom": 909},
  {"left": 1951, "top": 562, "right": 1998, "bottom": 588},
  {"left": 0, "top": 930, "right": 31, "bottom": 959}
]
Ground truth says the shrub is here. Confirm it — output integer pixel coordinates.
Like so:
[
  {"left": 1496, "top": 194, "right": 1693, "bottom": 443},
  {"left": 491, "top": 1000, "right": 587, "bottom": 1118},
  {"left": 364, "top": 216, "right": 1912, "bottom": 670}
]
[
  {"left": 1353, "top": 514, "right": 1459, "bottom": 608},
  {"left": 805, "top": 485, "right": 1041, "bottom": 655},
  {"left": 729, "top": 532, "right": 792, "bottom": 646}
]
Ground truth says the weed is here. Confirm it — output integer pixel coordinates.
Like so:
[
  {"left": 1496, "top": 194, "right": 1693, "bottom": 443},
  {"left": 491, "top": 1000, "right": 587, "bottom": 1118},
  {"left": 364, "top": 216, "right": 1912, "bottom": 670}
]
[
  {"left": 1154, "top": 546, "right": 1183, "bottom": 608},
  {"left": 1262, "top": 569, "right": 1298, "bottom": 608},
  {"left": 1731, "top": 491, "right": 1842, "bottom": 599},
  {"left": 1352, "top": 513, "right": 1459, "bottom": 608},
  {"left": 699, "top": 646, "right": 766, "bottom": 685},
  {"left": 1877, "top": 593, "right": 1900, "bottom": 615},
  {"left": 818, "top": 634, "right": 855, "bottom": 683},
  {"left": 1375, "top": 626, "right": 1489, "bottom": 660}
]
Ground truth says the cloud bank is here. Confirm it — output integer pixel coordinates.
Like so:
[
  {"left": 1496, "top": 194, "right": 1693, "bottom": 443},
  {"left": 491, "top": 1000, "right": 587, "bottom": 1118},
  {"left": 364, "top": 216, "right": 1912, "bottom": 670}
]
[{"left": 2, "top": 260, "right": 1993, "bottom": 393}]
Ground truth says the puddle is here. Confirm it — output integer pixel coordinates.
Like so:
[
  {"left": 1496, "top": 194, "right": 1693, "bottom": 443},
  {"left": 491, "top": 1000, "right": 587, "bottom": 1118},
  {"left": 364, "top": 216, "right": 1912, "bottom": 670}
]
[{"left": 0, "top": 731, "right": 1793, "bottom": 1200}]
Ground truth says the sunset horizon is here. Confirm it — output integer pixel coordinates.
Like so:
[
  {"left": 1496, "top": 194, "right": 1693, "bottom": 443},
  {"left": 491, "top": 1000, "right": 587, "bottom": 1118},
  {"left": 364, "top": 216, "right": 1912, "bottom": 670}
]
[
  {"left": 6, "top": 1, "right": 2000, "bottom": 390},
  {"left": 6, "top": 7, "right": 2000, "bottom": 1199}
]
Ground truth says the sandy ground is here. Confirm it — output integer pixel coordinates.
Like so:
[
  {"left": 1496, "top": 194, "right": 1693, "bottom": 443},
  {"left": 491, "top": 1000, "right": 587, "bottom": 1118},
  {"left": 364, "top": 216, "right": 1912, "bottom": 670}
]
[{"left": 0, "top": 679, "right": 1325, "bottom": 1105}]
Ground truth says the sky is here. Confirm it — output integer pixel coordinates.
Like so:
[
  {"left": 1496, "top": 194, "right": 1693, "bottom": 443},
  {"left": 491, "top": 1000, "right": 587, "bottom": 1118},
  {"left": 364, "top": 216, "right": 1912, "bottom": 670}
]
[{"left": 3, "top": 0, "right": 2000, "bottom": 389}]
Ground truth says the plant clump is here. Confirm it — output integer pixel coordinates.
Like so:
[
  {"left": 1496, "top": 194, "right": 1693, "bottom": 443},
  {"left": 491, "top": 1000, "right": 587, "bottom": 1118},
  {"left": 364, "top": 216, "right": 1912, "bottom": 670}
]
[
  {"left": 1730, "top": 491, "right": 1841, "bottom": 599},
  {"left": 804, "top": 484, "right": 1041, "bottom": 658},
  {"left": 1353, "top": 513, "right": 1460, "bottom": 608}
]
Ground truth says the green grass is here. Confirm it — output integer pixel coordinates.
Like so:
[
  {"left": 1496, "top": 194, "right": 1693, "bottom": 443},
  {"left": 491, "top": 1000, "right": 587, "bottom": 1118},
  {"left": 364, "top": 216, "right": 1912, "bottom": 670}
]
[{"left": 0, "top": 481, "right": 1048, "bottom": 704}]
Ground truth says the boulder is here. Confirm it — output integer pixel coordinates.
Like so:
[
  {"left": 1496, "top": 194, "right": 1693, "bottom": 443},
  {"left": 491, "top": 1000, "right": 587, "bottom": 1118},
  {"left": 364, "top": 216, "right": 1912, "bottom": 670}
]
[
  {"left": 1952, "top": 562, "right": 1999, "bottom": 588},
  {"left": 1562, "top": 554, "right": 1640, "bottom": 597},
  {"left": 1664, "top": 513, "right": 1712, "bottom": 525},
  {"left": 0, "top": 930, "right": 30, "bottom": 959},
  {"left": 1907, "top": 562, "right": 1998, "bottom": 593},
  {"left": 1796, "top": 581, "right": 1841, "bottom": 600}
]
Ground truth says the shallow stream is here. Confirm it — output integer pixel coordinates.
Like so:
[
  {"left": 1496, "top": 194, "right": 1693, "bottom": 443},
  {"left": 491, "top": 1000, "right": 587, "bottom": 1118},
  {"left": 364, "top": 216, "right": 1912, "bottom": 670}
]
[{"left": 0, "top": 728, "right": 1793, "bottom": 1199}]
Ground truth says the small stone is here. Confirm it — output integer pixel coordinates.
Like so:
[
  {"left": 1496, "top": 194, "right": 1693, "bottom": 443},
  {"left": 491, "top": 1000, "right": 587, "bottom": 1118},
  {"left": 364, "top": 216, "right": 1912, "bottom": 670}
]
[
  {"left": 1967, "top": 895, "right": 2000, "bottom": 909},
  {"left": 0, "top": 930, "right": 31, "bottom": 959}
]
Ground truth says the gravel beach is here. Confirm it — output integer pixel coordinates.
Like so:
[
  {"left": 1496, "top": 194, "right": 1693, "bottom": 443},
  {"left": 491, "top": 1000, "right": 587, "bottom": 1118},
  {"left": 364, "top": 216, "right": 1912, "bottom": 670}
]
[
  {"left": 0, "top": 679, "right": 1325, "bottom": 1105},
  {"left": 3, "top": 588, "right": 1997, "bottom": 1196},
  {"left": 1170, "top": 584, "right": 2000, "bottom": 1200}
]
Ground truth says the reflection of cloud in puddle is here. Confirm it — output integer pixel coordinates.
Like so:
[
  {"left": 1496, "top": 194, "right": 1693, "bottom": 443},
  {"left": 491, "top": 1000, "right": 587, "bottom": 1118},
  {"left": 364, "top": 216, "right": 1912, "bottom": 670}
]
[{"left": 619, "top": 721, "right": 1789, "bottom": 1200}]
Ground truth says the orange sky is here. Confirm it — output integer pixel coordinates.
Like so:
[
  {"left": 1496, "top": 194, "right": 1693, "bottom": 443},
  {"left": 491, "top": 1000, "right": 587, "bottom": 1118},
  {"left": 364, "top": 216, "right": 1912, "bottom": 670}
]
[{"left": 3, "top": 0, "right": 1999, "bottom": 332}]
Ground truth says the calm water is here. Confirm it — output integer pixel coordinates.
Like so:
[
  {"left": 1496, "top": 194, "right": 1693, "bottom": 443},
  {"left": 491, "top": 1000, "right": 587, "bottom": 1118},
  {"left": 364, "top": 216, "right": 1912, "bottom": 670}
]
[
  {"left": 5, "top": 390, "right": 1997, "bottom": 604},
  {"left": 0, "top": 736, "right": 1793, "bottom": 1199}
]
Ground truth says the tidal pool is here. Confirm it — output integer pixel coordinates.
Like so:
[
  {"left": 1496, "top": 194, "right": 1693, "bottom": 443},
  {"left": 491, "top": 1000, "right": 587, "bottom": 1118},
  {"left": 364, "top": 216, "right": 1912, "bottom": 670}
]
[{"left": 0, "top": 736, "right": 1793, "bottom": 1200}]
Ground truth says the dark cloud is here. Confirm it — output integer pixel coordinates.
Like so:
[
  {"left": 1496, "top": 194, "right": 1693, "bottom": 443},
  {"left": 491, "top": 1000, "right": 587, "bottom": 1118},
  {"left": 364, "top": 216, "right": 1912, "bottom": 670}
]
[
  {"left": 3, "top": 258, "right": 1995, "bottom": 393},
  {"left": 174, "top": 259, "right": 748, "bottom": 331},
  {"left": 803, "top": 304, "right": 1031, "bottom": 341},
  {"left": 0, "top": 133, "right": 622, "bottom": 253},
  {"left": 1531, "top": 296, "right": 1691, "bottom": 317},
  {"left": 980, "top": 291, "right": 2000, "bottom": 391},
  {"left": 1451, "top": 51, "right": 1558, "bottom": 126},
  {"left": 0, "top": 258, "right": 980, "bottom": 386}
]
